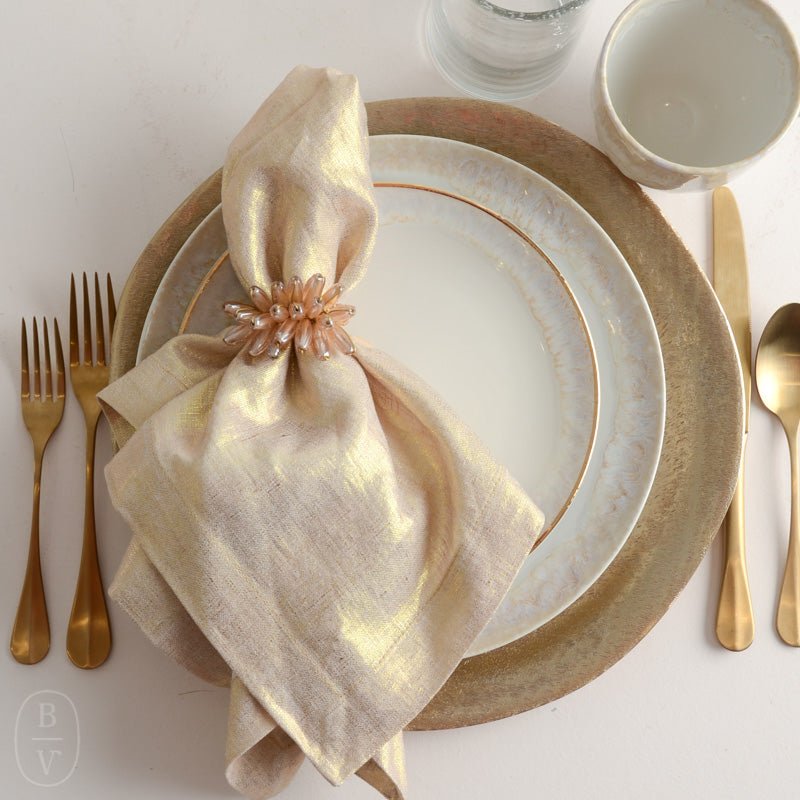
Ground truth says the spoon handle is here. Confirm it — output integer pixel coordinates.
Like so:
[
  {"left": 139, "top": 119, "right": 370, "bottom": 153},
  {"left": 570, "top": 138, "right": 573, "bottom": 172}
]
[
  {"left": 716, "top": 441, "right": 755, "bottom": 651},
  {"left": 777, "top": 426, "right": 800, "bottom": 646}
]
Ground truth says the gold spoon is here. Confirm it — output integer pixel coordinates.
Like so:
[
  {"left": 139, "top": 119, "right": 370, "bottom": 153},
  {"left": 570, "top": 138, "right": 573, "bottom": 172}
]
[{"left": 756, "top": 303, "right": 800, "bottom": 646}]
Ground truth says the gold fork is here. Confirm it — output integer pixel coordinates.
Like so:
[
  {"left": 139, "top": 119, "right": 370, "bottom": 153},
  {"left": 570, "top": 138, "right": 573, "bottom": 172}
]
[
  {"left": 11, "top": 318, "right": 66, "bottom": 664},
  {"left": 66, "top": 273, "right": 116, "bottom": 669}
]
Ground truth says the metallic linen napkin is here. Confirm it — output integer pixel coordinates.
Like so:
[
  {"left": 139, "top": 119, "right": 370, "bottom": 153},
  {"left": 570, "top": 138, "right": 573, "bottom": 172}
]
[{"left": 99, "top": 65, "right": 544, "bottom": 799}]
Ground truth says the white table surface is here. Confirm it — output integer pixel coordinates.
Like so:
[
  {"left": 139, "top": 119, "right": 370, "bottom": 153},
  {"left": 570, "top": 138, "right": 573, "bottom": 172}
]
[{"left": 2, "top": 1, "right": 799, "bottom": 798}]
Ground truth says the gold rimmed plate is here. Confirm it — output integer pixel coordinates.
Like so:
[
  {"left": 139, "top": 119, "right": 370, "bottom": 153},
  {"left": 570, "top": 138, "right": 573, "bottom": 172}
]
[
  {"left": 138, "top": 156, "right": 665, "bottom": 658},
  {"left": 179, "top": 184, "right": 599, "bottom": 558}
]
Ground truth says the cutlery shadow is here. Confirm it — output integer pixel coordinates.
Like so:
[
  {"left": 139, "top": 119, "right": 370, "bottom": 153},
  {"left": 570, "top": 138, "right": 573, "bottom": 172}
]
[{"left": 704, "top": 524, "right": 726, "bottom": 648}]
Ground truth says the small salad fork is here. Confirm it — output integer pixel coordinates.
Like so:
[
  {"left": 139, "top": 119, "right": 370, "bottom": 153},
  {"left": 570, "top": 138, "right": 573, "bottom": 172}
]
[
  {"left": 10, "top": 318, "right": 66, "bottom": 665},
  {"left": 66, "top": 273, "right": 115, "bottom": 669}
]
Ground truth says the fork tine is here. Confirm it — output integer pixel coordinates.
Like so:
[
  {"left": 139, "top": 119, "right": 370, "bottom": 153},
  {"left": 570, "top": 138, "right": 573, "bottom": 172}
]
[
  {"left": 21, "top": 319, "right": 30, "bottom": 400},
  {"left": 107, "top": 274, "right": 116, "bottom": 339},
  {"left": 94, "top": 273, "right": 106, "bottom": 366},
  {"left": 32, "top": 319, "right": 41, "bottom": 400},
  {"left": 54, "top": 318, "right": 66, "bottom": 398},
  {"left": 82, "top": 272, "right": 92, "bottom": 365},
  {"left": 43, "top": 319, "right": 52, "bottom": 400},
  {"left": 69, "top": 274, "right": 79, "bottom": 367}
]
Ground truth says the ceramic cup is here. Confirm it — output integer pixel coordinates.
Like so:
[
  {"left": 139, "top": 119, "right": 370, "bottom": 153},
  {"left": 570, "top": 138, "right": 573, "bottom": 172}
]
[{"left": 593, "top": 0, "right": 800, "bottom": 190}]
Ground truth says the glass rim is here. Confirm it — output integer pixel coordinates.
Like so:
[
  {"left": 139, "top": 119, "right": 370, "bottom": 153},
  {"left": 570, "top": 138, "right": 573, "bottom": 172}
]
[{"left": 472, "top": 0, "right": 591, "bottom": 22}]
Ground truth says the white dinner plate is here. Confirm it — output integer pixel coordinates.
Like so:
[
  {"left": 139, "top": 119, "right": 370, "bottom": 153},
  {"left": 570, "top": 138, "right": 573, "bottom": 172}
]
[
  {"left": 137, "top": 135, "right": 665, "bottom": 655},
  {"left": 180, "top": 185, "right": 599, "bottom": 541}
]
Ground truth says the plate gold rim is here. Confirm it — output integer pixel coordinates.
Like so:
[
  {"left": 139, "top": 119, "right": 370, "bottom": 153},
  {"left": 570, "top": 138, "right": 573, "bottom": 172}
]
[
  {"left": 176, "top": 181, "right": 602, "bottom": 547},
  {"left": 109, "top": 97, "right": 743, "bottom": 731}
]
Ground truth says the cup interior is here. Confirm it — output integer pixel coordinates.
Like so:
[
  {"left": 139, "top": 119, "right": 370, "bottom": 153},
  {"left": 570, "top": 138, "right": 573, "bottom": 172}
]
[{"left": 605, "top": 0, "right": 800, "bottom": 169}]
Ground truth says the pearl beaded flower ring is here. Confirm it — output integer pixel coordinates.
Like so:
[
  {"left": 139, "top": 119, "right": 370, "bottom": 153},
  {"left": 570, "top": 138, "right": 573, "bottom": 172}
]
[{"left": 223, "top": 273, "right": 355, "bottom": 360}]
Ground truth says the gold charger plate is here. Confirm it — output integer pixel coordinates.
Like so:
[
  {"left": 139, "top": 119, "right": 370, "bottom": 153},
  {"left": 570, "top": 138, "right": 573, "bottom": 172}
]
[{"left": 109, "top": 98, "right": 743, "bottom": 731}]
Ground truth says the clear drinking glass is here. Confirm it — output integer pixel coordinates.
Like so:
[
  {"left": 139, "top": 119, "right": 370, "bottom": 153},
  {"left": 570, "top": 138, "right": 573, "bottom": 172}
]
[{"left": 426, "top": 0, "right": 593, "bottom": 101}]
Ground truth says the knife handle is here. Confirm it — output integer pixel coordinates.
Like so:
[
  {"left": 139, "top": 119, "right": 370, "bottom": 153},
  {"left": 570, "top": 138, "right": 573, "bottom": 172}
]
[{"left": 716, "top": 445, "right": 754, "bottom": 651}]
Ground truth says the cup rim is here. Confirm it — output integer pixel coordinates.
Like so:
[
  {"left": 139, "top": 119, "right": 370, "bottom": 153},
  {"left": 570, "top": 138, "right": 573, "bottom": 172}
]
[{"left": 598, "top": 0, "right": 800, "bottom": 177}]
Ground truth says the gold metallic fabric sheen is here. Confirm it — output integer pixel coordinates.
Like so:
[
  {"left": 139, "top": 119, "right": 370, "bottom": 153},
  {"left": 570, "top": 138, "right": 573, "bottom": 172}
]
[{"left": 98, "top": 67, "right": 544, "bottom": 799}]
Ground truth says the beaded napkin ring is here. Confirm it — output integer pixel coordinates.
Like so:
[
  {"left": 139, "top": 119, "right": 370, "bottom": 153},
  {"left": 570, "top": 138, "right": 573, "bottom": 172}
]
[{"left": 223, "top": 273, "right": 355, "bottom": 360}]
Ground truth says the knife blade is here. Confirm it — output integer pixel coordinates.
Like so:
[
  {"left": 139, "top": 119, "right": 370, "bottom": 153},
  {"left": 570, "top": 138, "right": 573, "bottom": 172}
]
[{"left": 713, "top": 185, "right": 754, "bottom": 651}]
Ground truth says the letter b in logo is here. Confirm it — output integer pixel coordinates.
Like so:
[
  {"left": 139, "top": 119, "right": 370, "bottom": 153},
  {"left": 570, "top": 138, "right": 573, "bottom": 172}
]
[
  {"left": 39, "top": 702, "right": 57, "bottom": 728},
  {"left": 15, "top": 691, "right": 79, "bottom": 787}
]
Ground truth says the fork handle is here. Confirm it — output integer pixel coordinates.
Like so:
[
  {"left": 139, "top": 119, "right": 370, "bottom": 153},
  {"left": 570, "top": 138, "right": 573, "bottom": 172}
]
[
  {"left": 10, "top": 449, "right": 50, "bottom": 664},
  {"left": 715, "top": 440, "right": 754, "bottom": 651},
  {"left": 66, "top": 414, "right": 112, "bottom": 669}
]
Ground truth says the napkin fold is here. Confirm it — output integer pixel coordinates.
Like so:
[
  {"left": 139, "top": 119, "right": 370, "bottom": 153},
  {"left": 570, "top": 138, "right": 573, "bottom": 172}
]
[{"left": 100, "top": 65, "right": 545, "bottom": 799}]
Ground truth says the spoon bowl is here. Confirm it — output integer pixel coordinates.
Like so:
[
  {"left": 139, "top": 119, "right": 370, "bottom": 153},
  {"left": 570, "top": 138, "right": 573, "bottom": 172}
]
[
  {"left": 756, "top": 302, "right": 800, "bottom": 646},
  {"left": 756, "top": 303, "right": 800, "bottom": 429}
]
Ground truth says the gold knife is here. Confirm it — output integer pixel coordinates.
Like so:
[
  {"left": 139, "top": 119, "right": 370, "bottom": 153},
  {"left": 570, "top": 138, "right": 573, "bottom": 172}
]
[{"left": 713, "top": 186, "right": 754, "bottom": 651}]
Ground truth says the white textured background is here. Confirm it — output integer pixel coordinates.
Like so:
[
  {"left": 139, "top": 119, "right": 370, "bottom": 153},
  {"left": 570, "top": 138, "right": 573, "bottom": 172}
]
[{"left": 1, "top": 1, "right": 799, "bottom": 797}]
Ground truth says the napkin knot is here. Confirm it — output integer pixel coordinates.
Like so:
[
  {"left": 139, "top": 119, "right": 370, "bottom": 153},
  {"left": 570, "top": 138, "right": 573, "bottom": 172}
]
[{"left": 222, "top": 273, "right": 356, "bottom": 359}]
